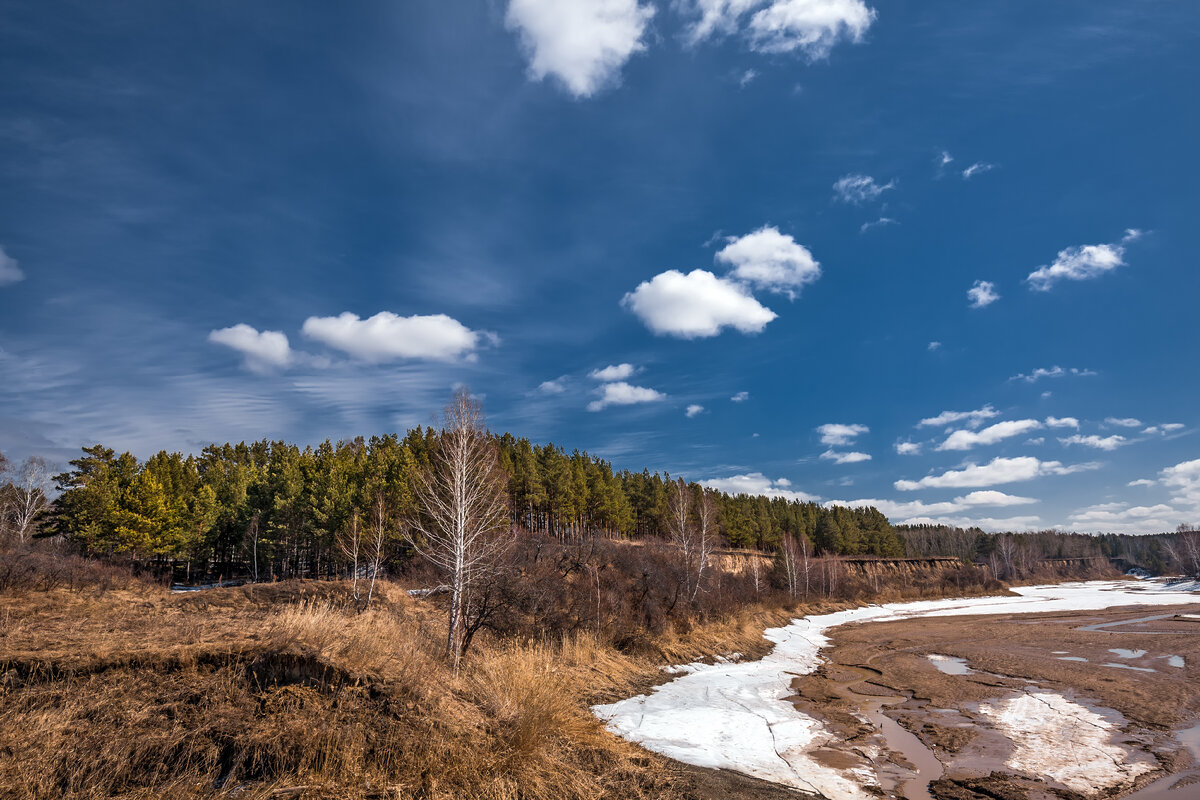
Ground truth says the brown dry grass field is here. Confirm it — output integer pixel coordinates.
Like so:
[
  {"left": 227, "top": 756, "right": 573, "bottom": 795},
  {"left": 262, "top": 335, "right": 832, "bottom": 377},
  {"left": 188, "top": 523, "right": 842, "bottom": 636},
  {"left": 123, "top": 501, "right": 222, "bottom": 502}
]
[{"left": 0, "top": 576, "right": 835, "bottom": 800}]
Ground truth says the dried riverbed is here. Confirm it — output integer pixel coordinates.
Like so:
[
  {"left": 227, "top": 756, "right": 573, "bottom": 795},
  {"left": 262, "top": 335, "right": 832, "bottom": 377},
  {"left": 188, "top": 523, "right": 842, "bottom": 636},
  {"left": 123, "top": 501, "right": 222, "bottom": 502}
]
[{"left": 593, "top": 581, "right": 1200, "bottom": 800}]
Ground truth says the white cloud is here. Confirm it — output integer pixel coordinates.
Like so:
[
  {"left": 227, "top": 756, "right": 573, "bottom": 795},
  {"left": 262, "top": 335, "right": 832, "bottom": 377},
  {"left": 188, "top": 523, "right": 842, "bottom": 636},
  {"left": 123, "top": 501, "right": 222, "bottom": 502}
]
[
  {"left": 731, "top": 390, "right": 750, "bottom": 402},
  {"left": 1010, "top": 366, "right": 1097, "bottom": 383},
  {"left": 899, "top": 515, "right": 1043, "bottom": 533},
  {"left": 938, "top": 418, "right": 1042, "bottom": 450},
  {"left": 1026, "top": 437, "right": 1044, "bottom": 445},
  {"left": 622, "top": 269, "right": 777, "bottom": 338},
  {"left": 1105, "top": 416, "right": 1142, "bottom": 428},
  {"left": 1058, "top": 434, "right": 1128, "bottom": 451},
  {"left": 739, "top": 68, "right": 758, "bottom": 86},
  {"left": 961, "top": 162, "right": 994, "bottom": 179},
  {"left": 918, "top": 405, "right": 999, "bottom": 429},
  {"left": 590, "top": 363, "right": 636, "bottom": 381},
  {"left": 895, "top": 441, "right": 921, "bottom": 455},
  {"left": 1162, "top": 459, "right": 1200, "bottom": 509},
  {"left": 686, "top": 403, "right": 705, "bottom": 418},
  {"left": 0, "top": 246, "right": 24, "bottom": 286},
  {"left": 1128, "top": 479, "right": 1156, "bottom": 487},
  {"left": 967, "top": 280, "right": 1000, "bottom": 308},
  {"left": 538, "top": 378, "right": 567, "bottom": 394},
  {"left": 745, "top": 0, "right": 876, "bottom": 58},
  {"left": 209, "top": 324, "right": 292, "bottom": 373},
  {"left": 820, "top": 449, "right": 871, "bottom": 464},
  {"left": 832, "top": 173, "right": 894, "bottom": 204},
  {"left": 301, "top": 311, "right": 492, "bottom": 362},
  {"left": 586, "top": 381, "right": 666, "bottom": 411},
  {"left": 505, "top": 0, "right": 655, "bottom": 98},
  {"left": 895, "top": 456, "right": 1096, "bottom": 491},
  {"left": 1069, "top": 502, "right": 1186, "bottom": 535},
  {"left": 715, "top": 226, "right": 821, "bottom": 298},
  {"left": 682, "top": 0, "right": 876, "bottom": 61},
  {"left": 817, "top": 422, "right": 869, "bottom": 446},
  {"left": 1162, "top": 423, "right": 1185, "bottom": 432},
  {"left": 1026, "top": 230, "right": 1142, "bottom": 291},
  {"left": 939, "top": 150, "right": 954, "bottom": 167},
  {"left": 1045, "top": 416, "right": 1079, "bottom": 429},
  {"left": 953, "top": 490, "right": 1037, "bottom": 507},
  {"left": 927, "top": 341, "right": 941, "bottom": 352},
  {"left": 701, "top": 472, "right": 820, "bottom": 502},
  {"left": 860, "top": 217, "right": 897, "bottom": 233},
  {"left": 680, "top": 0, "right": 765, "bottom": 43}
]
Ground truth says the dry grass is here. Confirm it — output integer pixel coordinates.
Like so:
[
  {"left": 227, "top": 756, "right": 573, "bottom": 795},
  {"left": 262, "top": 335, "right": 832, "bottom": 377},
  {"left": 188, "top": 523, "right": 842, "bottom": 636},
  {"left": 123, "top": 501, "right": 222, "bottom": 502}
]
[{"left": 0, "top": 581, "right": 716, "bottom": 800}]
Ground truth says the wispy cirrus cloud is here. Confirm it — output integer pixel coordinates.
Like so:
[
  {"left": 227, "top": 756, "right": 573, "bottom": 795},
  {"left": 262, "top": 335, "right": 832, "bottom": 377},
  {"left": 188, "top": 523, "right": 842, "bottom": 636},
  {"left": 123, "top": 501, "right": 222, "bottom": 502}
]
[
  {"left": 0, "top": 246, "right": 24, "bottom": 286},
  {"left": 1009, "top": 366, "right": 1097, "bottom": 383},
  {"left": 832, "top": 173, "right": 894, "bottom": 204}
]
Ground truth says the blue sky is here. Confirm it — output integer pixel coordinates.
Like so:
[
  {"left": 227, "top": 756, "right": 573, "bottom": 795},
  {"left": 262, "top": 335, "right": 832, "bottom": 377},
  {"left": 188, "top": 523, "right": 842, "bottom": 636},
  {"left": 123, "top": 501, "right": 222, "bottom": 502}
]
[{"left": 2, "top": 0, "right": 1198, "bottom": 533}]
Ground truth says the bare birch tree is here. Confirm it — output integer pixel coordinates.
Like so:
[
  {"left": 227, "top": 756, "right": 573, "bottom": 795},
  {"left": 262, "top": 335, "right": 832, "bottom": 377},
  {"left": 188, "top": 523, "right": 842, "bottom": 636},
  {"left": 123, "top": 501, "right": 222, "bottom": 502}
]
[
  {"left": 667, "top": 479, "right": 715, "bottom": 602},
  {"left": 406, "top": 389, "right": 510, "bottom": 672},
  {"left": 692, "top": 487, "right": 717, "bottom": 601},
  {"left": 9, "top": 457, "right": 50, "bottom": 543},
  {"left": 779, "top": 534, "right": 800, "bottom": 599}
]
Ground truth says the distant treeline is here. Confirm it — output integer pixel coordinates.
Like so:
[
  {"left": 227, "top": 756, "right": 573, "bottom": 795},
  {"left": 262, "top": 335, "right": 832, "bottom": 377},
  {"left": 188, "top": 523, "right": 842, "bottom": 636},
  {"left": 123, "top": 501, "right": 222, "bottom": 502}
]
[
  {"left": 44, "top": 431, "right": 903, "bottom": 580},
  {"left": 898, "top": 524, "right": 1192, "bottom": 578}
]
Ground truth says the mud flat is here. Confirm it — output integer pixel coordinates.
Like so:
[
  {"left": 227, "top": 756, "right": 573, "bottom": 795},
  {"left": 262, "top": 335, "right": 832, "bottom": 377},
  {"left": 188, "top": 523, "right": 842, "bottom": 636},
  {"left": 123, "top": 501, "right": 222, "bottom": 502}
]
[
  {"left": 593, "top": 581, "right": 1200, "bottom": 800},
  {"left": 803, "top": 602, "right": 1200, "bottom": 799}
]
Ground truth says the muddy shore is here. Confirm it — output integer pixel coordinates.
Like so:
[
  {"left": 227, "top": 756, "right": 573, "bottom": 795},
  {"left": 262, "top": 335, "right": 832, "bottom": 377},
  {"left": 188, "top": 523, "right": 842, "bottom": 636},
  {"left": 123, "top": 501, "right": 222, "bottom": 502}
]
[{"left": 790, "top": 603, "right": 1200, "bottom": 800}]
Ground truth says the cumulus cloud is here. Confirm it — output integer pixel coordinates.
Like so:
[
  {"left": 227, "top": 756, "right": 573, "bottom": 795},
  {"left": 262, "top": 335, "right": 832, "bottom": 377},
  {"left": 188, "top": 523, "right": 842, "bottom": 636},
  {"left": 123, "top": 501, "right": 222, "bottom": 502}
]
[
  {"left": 895, "top": 441, "right": 921, "bottom": 455},
  {"left": 1068, "top": 502, "right": 1186, "bottom": 535},
  {"left": 1010, "top": 366, "right": 1097, "bottom": 383},
  {"left": 0, "top": 246, "right": 24, "bottom": 286},
  {"left": 1105, "top": 417, "right": 1142, "bottom": 428},
  {"left": 1026, "top": 229, "right": 1142, "bottom": 291},
  {"left": 1045, "top": 416, "right": 1079, "bottom": 429},
  {"left": 586, "top": 381, "right": 665, "bottom": 411},
  {"left": 209, "top": 324, "right": 293, "bottom": 373},
  {"left": 954, "top": 490, "right": 1037, "bottom": 507},
  {"left": 590, "top": 363, "right": 636, "bottom": 381},
  {"left": 938, "top": 419, "right": 1042, "bottom": 451},
  {"left": 967, "top": 280, "right": 1000, "bottom": 308},
  {"left": 895, "top": 456, "right": 1096, "bottom": 491},
  {"left": 685, "top": 403, "right": 705, "bottom": 418},
  {"left": 745, "top": 0, "right": 876, "bottom": 57},
  {"left": 1162, "top": 458, "right": 1200, "bottom": 508},
  {"left": 1128, "top": 478, "right": 1156, "bottom": 487},
  {"left": 301, "top": 311, "right": 492, "bottom": 362},
  {"left": 538, "top": 378, "right": 567, "bottom": 394},
  {"left": 731, "top": 390, "right": 750, "bottom": 402},
  {"left": 918, "top": 405, "right": 999, "bottom": 429},
  {"left": 817, "top": 422, "right": 869, "bottom": 446},
  {"left": 1162, "top": 423, "right": 1185, "bottom": 432},
  {"left": 682, "top": 0, "right": 876, "bottom": 60},
  {"left": 1059, "top": 434, "right": 1128, "bottom": 451},
  {"left": 505, "top": 0, "right": 655, "bottom": 98},
  {"left": 715, "top": 226, "right": 821, "bottom": 298},
  {"left": 622, "top": 269, "right": 777, "bottom": 338},
  {"left": 701, "top": 471, "right": 820, "bottom": 502},
  {"left": 961, "top": 162, "right": 994, "bottom": 179},
  {"left": 832, "top": 173, "right": 894, "bottom": 204},
  {"left": 820, "top": 449, "right": 871, "bottom": 464}
]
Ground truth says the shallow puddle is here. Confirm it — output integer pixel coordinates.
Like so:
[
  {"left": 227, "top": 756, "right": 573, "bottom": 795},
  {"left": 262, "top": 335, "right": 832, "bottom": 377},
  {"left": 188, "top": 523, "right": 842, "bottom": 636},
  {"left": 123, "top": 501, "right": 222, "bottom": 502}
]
[
  {"left": 1056, "top": 655, "right": 1088, "bottom": 662},
  {"left": 1111, "top": 648, "right": 1149, "bottom": 659},
  {"left": 1102, "top": 662, "right": 1156, "bottom": 672},
  {"left": 926, "top": 654, "right": 972, "bottom": 675}
]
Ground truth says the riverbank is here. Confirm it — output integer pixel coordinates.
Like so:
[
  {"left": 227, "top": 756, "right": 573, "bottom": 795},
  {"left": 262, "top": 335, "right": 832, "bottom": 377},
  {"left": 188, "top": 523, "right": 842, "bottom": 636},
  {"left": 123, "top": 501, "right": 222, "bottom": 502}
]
[{"left": 594, "top": 580, "right": 1200, "bottom": 800}]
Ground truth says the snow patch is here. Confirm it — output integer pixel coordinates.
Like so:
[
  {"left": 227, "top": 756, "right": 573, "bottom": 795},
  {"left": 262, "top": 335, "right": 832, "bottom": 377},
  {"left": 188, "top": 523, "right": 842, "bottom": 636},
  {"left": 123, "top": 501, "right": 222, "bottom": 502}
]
[{"left": 977, "top": 691, "right": 1154, "bottom": 793}]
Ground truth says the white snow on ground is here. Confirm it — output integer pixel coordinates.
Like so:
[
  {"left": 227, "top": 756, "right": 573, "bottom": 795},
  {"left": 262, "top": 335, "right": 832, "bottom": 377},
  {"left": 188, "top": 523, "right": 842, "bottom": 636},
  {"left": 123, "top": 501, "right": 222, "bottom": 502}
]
[
  {"left": 978, "top": 691, "right": 1154, "bottom": 793},
  {"left": 592, "top": 580, "right": 1199, "bottom": 798}
]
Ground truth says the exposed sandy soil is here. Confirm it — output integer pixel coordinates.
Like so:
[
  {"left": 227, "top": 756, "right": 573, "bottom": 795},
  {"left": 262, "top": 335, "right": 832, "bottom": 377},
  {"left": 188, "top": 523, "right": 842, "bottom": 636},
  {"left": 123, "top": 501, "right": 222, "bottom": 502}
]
[{"left": 789, "top": 604, "right": 1200, "bottom": 800}]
